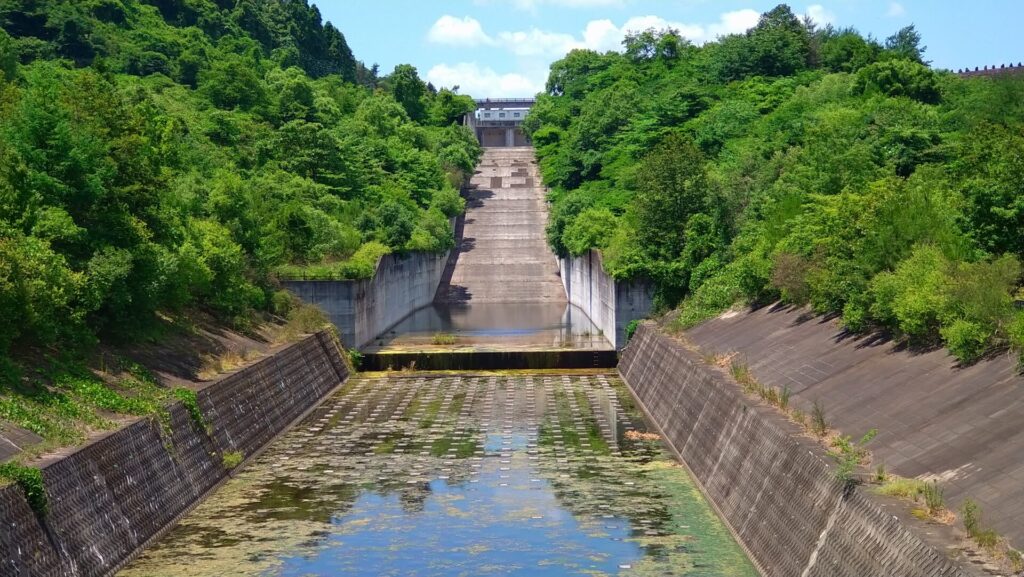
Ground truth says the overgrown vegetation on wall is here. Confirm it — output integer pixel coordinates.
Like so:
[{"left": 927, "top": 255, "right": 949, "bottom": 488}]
[
  {"left": 0, "top": 0, "right": 481, "bottom": 373},
  {"left": 527, "top": 4, "right": 1024, "bottom": 365}
]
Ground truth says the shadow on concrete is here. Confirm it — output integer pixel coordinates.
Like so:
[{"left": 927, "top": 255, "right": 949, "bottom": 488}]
[{"left": 465, "top": 189, "right": 494, "bottom": 209}]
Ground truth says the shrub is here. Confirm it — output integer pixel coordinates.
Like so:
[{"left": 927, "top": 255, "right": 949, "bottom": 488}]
[
  {"left": 270, "top": 290, "right": 295, "bottom": 317},
  {"left": 940, "top": 319, "right": 989, "bottom": 364},
  {"left": 961, "top": 498, "right": 981, "bottom": 536},
  {"left": 222, "top": 451, "right": 244, "bottom": 470},
  {"left": 0, "top": 463, "right": 47, "bottom": 515},
  {"left": 829, "top": 428, "right": 878, "bottom": 486},
  {"left": 172, "top": 388, "right": 209, "bottom": 434},
  {"left": 625, "top": 319, "right": 640, "bottom": 343}
]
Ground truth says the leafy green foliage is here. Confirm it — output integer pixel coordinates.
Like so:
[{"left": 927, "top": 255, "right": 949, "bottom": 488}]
[
  {"left": 0, "top": 462, "right": 47, "bottom": 515},
  {"left": 530, "top": 5, "right": 1024, "bottom": 366},
  {"left": 828, "top": 428, "right": 877, "bottom": 487},
  {"left": 0, "top": 1, "right": 481, "bottom": 361}
]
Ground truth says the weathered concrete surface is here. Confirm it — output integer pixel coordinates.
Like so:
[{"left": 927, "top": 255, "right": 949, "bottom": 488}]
[
  {"left": 685, "top": 304, "right": 1024, "bottom": 548},
  {"left": 437, "top": 147, "right": 566, "bottom": 304},
  {"left": 619, "top": 323, "right": 973, "bottom": 577},
  {"left": 560, "top": 249, "right": 654, "bottom": 349},
  {"left": 283, "top": 250, "right": 449, "bottom": 349},
  {"left": 0, "top": 331, "right": 348, "bottom": 577}
]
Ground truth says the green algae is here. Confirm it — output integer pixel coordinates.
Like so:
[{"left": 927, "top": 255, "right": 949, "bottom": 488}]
[{"left": 120, "top": 374, "right": 756, "bottom": 577}]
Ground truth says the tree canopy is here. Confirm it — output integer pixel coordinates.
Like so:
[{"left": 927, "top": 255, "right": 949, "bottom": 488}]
[
  {"left": 0, "top": 0, "right": 480, "bottom": 362},
  {"left": 527, "top": 4, "right": 1024, "bottom": 365}
]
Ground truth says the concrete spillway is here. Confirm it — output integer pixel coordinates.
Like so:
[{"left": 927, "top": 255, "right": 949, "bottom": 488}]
[
  {"left": 437, "top": 147, "right": 566, "bottom": 304},
  {"left": 362, "top": 146, "right": 615, "bottom": 367}
]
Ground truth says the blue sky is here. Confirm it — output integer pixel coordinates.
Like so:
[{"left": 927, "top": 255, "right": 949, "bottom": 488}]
[{"left": 316, "top": 1, "right": 1023, "bottom": 97}]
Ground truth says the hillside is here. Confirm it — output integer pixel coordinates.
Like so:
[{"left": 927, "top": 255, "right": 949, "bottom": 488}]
[
  {"left": 0, "top": 0, "right": 480, "bottom": 457},
  {"left": 526, "top": 5, "right": 1024, "bottom": 367}
]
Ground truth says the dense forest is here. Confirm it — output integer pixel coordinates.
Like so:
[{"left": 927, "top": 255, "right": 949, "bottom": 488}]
[
  {"left": 527, "top": 5, "right": 1024, "bottom": 365},
  {"left": 0, "top": 0, "right": 481, "bottom": 368}
]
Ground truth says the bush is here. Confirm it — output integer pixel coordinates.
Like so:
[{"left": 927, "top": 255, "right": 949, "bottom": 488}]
[
  {"left": 562, "top": 207, "right": 617, "bottom": 257},
  {"left": 625, "top": 319, "right": 640, "bottom": 343},
  {"left": 855, "top": 59, "right": 940, "bottom": 104},
  {"left": 270, "top": 290, "right": 295, "bottom": 317},
  {"left": 0, "top": 463, "right": 47, "bottom": 515},
  {"left": 940, "top": 319, "right": 989, "bottom": 364},
  {"left": 869, "top": 245, "right": 949, "bottom": 339},
  {"left": 222, "top": 451, "right": 244, "bottom": 470},
  {"left": 430, "top": 186, "right": 465, "bottom": 218}
]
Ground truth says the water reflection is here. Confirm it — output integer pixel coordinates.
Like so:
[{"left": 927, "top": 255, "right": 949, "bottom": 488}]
[
  {"left": 120, "top": 375, "right": 755, "bottom": 577},
  {"left": 365, "top": 303, "right": 612, "bottom": 351}
]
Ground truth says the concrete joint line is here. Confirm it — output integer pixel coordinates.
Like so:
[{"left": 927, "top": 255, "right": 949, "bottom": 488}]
[{"left": 799, "top": 492, "right": 845, "bottom": 577}]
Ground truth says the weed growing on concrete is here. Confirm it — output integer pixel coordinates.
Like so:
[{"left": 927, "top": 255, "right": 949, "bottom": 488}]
[
  {"left": 961, "top": 498, "right": 1001, "bottom": 549},
  {"left": 222, "top": 451, "right": 244, "bottom": 470},
  {"left": 873, "top": 463, "right": 887, "bottom": 483},
  {"left": 778, "top": 385, "right": 791, "bottom": 411},
  {"left": 921, "top": 480, "right": 944, "bottom": 515},
  {"left": 0, "top": 463, "right": 47, "bottom": 516},
  {"left": 172, "top": 388, "right": 209, "bottom": 434},
  {"left": 347, "top": 350, "right": 363, "bottom": 371},
  {"left": 810, "top": 400, "right": 830, "bottom": 437},
  {"left": 828, "top": 428, "right": 877, "bottom": 487},
  {"left": 876, "top": 476, "right": 925, "bottom": 499},
  {"left": 962, "top": 498, "right": 980, "bottom": 535},
  {"left": 431, "top": 333, "right": 457, "bottom": 345},
  {"left": 625, "top": 320, "right": 640, "bottom": 343},
  {"left": 1007, "top": 549, "right": 1023, "bottom": 573}
]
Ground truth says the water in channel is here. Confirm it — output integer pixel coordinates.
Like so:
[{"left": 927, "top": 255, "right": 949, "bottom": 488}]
[{"left": 120, "top": 374, "right": 756, "bottom": 577}]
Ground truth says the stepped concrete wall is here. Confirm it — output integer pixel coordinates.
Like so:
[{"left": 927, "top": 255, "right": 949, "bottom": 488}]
[
  {"left": 283, "top": 250, "right": 450, "bottom": 349},
  {"left": 559, "top": 249, "right": 653, "bottom": 348},
  {"left": 619, "top": 323, "right": 971, "bottom": 577},
  {"left": 686, "top": 304, "right": 1024, "bottom": 548},
  {"left": 437, "top": 148, "right": 567, "bottom": 304},
  {"left": 0, "top": 331, "right": 347, "bottom": 577}
]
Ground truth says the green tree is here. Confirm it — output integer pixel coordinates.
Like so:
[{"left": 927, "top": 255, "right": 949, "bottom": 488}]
[
  {"left": 633, "top": 133, "right": 713, "bottom": 259},
  {"left": 388, "top": 63, "right": 427, "bottom": 122}
]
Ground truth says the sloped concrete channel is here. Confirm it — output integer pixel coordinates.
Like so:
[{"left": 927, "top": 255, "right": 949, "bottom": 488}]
[
  {"left": 362, "top": 147, "right": 618, "bottom": 371},
  {"left": 120, "top": 373, "right": 756, "bottom": 576}
]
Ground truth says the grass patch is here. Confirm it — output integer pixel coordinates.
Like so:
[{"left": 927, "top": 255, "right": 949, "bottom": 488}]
[{"left": 431, "top": 333, "right": 457, "bottom": 346}]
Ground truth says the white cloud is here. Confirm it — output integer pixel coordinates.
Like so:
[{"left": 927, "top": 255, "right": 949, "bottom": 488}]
[
  {"left": 575, "top": 10, "right": 760, "bottom": 49},
  {"left": 427, "top": 15, "right": 493, "bottom": 47},
  {"left": 496, "top": 28, "right": 579, "bottom": 57},
  {"left": 803, "top": 4, "right": 836, "bottom": 27},
  {"left": 886, "top": 2, "right": 906, "bottom": 17},
  {"left": 423, "top": 9, "right": 765, "bottom": 98},
  {"left": 478, "top": 0, "right": 627, "bottom": 12},
  {"left": 425, "top": 62, "right": 546, "bottom": 98}
]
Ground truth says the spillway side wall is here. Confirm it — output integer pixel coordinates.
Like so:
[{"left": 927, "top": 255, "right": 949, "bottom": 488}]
[
  {"left": 618, "top": 323, "right": 967, "bottom": 577},
  {"left": 283, "top": 250, "right": 450, "bottom": 349},
  {"left": 0, "top": 331, "right": 348, "bottom": 577},
  {"left": 559, "top": 249, "right": 653, "bottom": 348}
]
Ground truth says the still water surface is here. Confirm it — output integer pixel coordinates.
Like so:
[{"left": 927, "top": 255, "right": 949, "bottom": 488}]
[{"left": 120, "top": 374, "right": 756, "bottom": 577}]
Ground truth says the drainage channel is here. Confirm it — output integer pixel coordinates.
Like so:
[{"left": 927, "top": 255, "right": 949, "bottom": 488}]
[{"left": 119, "top": 373, "right": 756, "bottom": 577}]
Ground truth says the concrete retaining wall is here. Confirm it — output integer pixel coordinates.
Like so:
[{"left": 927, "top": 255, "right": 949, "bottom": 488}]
[
  {"left": 283, "top": 250, "right": 450, "bottom": 349},
  {"left": 685, "top": 304, "right": 1024, "bottom": 547},
  {"left": 619, "top": 323, "right": 969, "bottom": 577},
  {"left": 0, "top": 331, "right": 347, "bottom": 577},
  {"left": 559, "top": 250, "right": 653, "bottom": 348}
]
